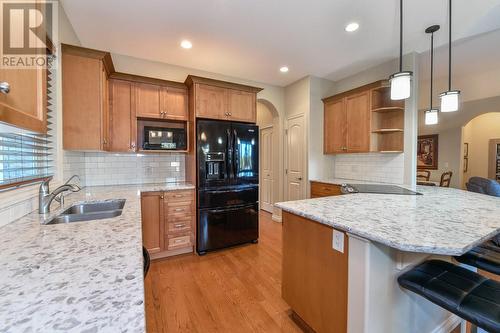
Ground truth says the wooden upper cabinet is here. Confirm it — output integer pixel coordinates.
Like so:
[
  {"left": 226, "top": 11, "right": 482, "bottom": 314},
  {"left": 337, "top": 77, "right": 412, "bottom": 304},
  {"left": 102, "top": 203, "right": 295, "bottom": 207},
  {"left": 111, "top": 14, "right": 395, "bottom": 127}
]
[
  {"left": 62, "top": 44, "right": 114, "bottom": 150},
  {"left": 324, "top": 99, "right": 346, "bottom": 154},
  {"left": 227, "top": 89, "right": 256, "bottom": 123},
  {"left": 135, "top": 82, "right": 161, "bottom": 119},
  {"left": 134, "top": 82, "right": 188, "bottom": 121},
  {"left": 0, "top": 65, "right": 47, "bottom": 133},
  {"left": 161, "top": 86, "right": 188, "bottom": 121},
  {"left": 345, "top": 91, "right": 370, "bottom": 152},
  {"left": 195, "top": 83, "right": 227, "bottom": 120},
  {"left": 141, "top": 192, "right": 164, "bottom": 254},
  {"left": 109, "top": 79, "right": 136, "bottom": 152},
  {"left": 322, "top": 80, "right": 393, "bottom": 155},
  {"left": 186, "top": 76, "right": 262, "bottom": 123}
]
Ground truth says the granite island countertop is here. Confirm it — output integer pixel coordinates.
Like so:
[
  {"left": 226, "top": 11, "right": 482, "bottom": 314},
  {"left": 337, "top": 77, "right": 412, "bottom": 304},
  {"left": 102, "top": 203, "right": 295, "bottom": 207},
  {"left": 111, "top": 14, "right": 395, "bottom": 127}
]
[
  {"left": 276, "top": 186, "right": 500, "bottom": 256},
  {"left": 0, "top": 182, "right": 194, "bottom": 333}
]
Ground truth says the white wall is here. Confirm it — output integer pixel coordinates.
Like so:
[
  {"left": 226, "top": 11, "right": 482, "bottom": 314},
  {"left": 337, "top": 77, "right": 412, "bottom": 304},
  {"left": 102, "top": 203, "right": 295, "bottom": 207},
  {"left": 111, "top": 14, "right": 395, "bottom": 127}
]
[
  {"left": 309, "top": 77, "right": 336, "bottom": 181},
  {"left": 463, "top": 112, "right": 500, "bottom": 185}
]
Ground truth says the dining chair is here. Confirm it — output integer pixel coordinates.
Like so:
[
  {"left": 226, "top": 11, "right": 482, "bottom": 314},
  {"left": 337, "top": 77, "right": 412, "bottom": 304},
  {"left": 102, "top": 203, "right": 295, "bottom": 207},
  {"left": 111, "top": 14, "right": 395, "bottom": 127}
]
[
  {"left": 439, "top": 171, "right": 453, "bottom": 187},
  {"left": 417, "top": 170, "right": 431, "bottom": 181}
]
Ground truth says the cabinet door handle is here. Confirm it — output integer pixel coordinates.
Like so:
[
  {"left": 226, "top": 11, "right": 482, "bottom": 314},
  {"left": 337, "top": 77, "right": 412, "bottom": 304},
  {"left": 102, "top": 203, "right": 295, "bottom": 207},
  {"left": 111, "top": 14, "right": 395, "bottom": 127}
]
[
  {"left": 160, "top": 195, "right": 164, "bottom": 199},
  {"left": 0, "top": 82, "right": 10, "bottom": 94}
]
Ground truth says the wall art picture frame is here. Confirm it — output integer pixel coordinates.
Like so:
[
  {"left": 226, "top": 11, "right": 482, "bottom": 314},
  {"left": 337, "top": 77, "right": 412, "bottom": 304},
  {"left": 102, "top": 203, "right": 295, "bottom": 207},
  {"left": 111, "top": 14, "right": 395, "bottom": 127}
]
[{"left": 417, "top": 134, "right": 439, "bottom": 170}]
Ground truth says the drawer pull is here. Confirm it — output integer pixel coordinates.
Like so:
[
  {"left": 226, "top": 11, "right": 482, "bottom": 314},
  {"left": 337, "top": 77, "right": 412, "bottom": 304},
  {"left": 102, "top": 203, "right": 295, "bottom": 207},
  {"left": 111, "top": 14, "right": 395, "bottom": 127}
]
[
  {"left": 174, "top": 239, "right": 184, "bottom": 244},
  {"left": 174, "top": 208, "right": 184, "bottom": 212},
  {"left": 173, "top": 194, "right": 184, "bottom": 198},
  {"left": 174, "top": 223, "right": 185, "bottom": 228}
]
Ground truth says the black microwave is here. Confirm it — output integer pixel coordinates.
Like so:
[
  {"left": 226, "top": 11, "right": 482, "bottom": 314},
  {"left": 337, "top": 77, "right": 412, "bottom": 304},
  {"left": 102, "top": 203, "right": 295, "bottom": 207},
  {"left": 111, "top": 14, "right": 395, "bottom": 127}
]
[{"left": 143, "top": 126, "right": 187, "bottom": 151}]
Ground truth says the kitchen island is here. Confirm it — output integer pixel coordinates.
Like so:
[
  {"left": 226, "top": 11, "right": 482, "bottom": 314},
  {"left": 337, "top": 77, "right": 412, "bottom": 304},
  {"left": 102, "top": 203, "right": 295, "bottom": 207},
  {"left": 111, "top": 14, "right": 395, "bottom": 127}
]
[
  {"left": 0, "top": 183, "right": 194, "bottom": 333},
  {"left": 276, "top": 186, "right": 500, "bottom": 333}
]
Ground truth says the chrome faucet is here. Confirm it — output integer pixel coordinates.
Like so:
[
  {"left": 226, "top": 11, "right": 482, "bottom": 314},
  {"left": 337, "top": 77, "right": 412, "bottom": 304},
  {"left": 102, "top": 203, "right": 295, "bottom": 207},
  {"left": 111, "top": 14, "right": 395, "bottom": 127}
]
[{"left": 39, "top": 175, "right": 81, "bottom": 214}]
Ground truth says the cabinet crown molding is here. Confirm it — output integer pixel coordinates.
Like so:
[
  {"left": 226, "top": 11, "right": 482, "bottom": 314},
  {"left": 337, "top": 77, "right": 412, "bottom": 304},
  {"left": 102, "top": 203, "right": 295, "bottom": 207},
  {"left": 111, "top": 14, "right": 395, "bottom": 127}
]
[
  {"left": 322, "top": 80, "right": 389, "bottom": 104},
  {"left": 184, "top": 75, "right": 263, "bottom": 93},
  {"left": 61, "top": 44, "right": 115, "bottom": 75}
]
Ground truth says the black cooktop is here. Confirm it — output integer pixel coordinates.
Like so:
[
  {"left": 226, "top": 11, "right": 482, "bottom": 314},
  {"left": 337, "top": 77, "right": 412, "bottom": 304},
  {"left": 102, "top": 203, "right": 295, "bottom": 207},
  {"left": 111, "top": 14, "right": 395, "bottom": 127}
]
[{"left": 342, "top": 184, "right": 422, "bottom": 195}]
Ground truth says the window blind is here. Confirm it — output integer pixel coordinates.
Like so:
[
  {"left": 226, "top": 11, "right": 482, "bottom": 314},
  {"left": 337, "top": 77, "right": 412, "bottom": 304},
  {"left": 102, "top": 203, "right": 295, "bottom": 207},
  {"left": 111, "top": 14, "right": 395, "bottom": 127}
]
[{"left": 0, "top": 59, "right": 55, "bottom": 190}]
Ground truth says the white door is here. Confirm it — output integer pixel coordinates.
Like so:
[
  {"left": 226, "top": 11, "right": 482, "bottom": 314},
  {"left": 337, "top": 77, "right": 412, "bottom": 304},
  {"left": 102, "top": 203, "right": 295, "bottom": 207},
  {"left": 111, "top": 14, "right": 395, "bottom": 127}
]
[
  {"left": 286, "top": 114, "right": 306, "bottom": 201},
  {"left": 260, "top": 126, "right": 274, "bottom": 213}
]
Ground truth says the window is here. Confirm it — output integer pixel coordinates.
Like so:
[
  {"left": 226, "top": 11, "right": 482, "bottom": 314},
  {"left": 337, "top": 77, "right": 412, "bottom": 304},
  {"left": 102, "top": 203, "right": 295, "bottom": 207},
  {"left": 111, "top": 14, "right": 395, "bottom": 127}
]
[{"left": 0, "top": 61, "right": 55, "bottom": 190}]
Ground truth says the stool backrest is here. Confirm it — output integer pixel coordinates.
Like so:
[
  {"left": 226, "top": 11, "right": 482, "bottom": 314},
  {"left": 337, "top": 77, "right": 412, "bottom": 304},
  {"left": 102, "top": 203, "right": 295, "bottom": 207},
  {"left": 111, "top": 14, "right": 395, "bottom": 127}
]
[
  {"left": 417, "top": 170, "right": 431, "bottom": 181},
  {"left": 440, "top": 171, "right": 453, "bottom": 187}
]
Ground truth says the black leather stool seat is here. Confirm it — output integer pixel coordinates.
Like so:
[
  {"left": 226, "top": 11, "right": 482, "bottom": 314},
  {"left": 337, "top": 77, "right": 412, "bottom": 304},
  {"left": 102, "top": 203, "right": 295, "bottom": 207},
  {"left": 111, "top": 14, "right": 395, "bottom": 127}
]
[
  {"left": 455, "top": 240, "right": 500, "bottom": 275},
  {"left": 143, "top": 246, "right": 150, "bottom": 277},
  {"left": 398, "top": 260, "right": 500, "bottom": 333}
]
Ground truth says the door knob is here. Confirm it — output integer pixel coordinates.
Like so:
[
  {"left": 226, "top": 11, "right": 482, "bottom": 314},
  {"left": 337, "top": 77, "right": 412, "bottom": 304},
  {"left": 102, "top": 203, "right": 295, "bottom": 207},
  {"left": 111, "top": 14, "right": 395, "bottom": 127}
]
[
  {"left": 298, "top": 177, "right": 303, "bottom": 181},
  {"left": 0, "top": 82, "right": 10, "bottom": 94}
]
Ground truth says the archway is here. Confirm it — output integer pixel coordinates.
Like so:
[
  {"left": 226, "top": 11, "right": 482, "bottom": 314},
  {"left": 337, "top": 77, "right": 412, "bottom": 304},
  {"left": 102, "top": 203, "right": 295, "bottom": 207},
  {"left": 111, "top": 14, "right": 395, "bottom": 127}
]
[
  {"left": 257, "top": 99, "right": 283, "bottom": 221},
  {"left": 461, "top": 112, "right": 500, "bottom": 188}
]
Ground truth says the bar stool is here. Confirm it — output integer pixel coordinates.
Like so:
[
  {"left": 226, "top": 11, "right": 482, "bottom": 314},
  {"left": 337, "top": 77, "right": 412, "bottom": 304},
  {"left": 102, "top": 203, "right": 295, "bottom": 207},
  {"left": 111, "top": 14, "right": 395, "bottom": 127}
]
[
  {"left": 455, "top": 240, "right": 500, "bottom": 276},
  {"left": 398, "top": 260, "right": 500, "bottom": 332}
]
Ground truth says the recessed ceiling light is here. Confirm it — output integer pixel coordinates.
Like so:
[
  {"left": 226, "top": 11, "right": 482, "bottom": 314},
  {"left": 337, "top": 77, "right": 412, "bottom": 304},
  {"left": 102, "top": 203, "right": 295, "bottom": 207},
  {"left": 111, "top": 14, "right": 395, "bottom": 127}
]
[
  {"left": 180, "top": 40, "right": 192, "bottom": 49},
  {"left": 280, "top": 66, "right": 289, "bottom": 73},
  {"left": 345, "top": 22, "right": 359, "bottom": 32}
]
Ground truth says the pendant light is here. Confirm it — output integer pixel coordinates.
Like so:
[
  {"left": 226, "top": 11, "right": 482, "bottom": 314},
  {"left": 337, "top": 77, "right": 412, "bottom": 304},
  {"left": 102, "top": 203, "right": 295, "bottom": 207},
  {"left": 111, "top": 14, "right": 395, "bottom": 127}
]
[
  {"left": 424, "top": 25, "right": 440, "bottom": 125},
  {"left": 389, "top": 0, "right": 412, "bottom": 100},
  {"left": 439, "top": 0, "right": 460, "bottom": 112}
]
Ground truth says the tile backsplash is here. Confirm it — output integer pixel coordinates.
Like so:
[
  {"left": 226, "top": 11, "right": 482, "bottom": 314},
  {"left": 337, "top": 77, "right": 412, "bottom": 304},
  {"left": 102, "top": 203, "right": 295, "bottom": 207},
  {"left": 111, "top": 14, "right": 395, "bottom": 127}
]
[
  {"left": 333, "top": 153, "right": 404, "bottom": 184},
  {"left": 63, "top": 152, "right": 185, "bottom": 186}
]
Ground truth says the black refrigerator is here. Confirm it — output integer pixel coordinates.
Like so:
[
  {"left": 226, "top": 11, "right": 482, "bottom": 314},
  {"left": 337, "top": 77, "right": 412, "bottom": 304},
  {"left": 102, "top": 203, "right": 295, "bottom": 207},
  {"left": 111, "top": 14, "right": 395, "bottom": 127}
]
[{"left": 196, "top": 119, "right": 259, "bottom": 254}]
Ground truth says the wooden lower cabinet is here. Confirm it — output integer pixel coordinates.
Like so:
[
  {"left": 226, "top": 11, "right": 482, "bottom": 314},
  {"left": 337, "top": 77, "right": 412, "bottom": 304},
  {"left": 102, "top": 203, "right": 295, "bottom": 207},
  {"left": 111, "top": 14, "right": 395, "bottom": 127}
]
[
  {"left": 282, "top": 212, "right": 348, "bottom": 333},
  {"left": 310, "top": 181, "right": 342, "bottom": 198},
  {"left": 141, "top": 189, "right": 195, "bottom": 259}
]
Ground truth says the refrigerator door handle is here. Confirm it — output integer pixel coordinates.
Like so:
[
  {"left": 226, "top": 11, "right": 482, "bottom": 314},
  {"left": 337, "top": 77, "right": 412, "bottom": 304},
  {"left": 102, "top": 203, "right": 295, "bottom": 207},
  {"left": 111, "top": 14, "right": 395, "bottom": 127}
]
[
  {"left": 233, "top": 129, "right": 239, "bottom": 179},
  {"left": 226, "top": 128, "right": 234, "bottom": 179}
]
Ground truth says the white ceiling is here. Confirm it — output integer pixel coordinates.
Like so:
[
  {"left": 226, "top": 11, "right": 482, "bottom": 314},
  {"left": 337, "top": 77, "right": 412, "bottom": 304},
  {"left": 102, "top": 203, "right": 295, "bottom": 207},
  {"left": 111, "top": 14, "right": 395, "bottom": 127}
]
[{"left": 60, "top": 0, "right": 500, "bottom": 87}]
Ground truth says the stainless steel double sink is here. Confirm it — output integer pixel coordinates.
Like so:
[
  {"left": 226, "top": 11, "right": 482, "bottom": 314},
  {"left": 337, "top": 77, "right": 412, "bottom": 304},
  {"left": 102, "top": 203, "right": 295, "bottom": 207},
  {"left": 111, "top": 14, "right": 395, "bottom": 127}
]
[{"left": 45, "top": 199, "right": 126, "bottom": 225}]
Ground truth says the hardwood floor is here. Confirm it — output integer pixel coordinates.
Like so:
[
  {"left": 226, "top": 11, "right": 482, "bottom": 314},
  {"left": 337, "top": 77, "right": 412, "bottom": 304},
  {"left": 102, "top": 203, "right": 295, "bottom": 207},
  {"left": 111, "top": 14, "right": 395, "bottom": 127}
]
[{"left": 144, "top": 211, "right": 303, "bottom": 333}]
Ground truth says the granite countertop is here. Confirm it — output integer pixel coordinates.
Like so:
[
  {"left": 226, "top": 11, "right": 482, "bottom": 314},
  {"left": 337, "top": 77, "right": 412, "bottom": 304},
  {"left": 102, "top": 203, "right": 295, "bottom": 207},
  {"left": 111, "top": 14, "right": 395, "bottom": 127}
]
[
  {"left": 276, "top": 186, "right": 500, "bottom": 256},
  {"left": 0, "top": 182, "right": 195, "bottom": 333}
]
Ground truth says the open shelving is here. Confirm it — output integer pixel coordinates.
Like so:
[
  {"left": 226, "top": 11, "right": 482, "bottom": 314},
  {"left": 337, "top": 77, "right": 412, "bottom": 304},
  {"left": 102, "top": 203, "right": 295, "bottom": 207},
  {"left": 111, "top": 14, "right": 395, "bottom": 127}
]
[{"left": 370, "top": 85, "right": 405, "bottom": 153}]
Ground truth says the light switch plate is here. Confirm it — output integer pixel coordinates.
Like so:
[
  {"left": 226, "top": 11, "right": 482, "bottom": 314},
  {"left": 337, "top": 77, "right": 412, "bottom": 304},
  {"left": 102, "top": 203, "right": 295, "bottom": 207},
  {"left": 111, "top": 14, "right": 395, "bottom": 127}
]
[{"left": 332, "top": 230, "right": 344, "bottom": 253}]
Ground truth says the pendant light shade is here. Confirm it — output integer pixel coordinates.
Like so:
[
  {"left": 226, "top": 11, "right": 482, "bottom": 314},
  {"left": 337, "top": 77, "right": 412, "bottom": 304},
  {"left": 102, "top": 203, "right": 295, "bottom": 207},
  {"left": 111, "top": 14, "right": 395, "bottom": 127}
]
[
  {"left": 425, "top": 25, "right": 440, "bottom": 126},
  {"left": 389, "top": 0, "right": 412, "bottom": 100},
  {"left": 440, "top": 0, "right": 460, "bottom": 112},
  {"left": 425, "top": 109, "right": 439, "bottom": 125},
  {"left": 390, "top": 71, "right": 412, "bottom": 100},
  {"left": 439, "top": 90, "right": 460, "bottom": 112}
]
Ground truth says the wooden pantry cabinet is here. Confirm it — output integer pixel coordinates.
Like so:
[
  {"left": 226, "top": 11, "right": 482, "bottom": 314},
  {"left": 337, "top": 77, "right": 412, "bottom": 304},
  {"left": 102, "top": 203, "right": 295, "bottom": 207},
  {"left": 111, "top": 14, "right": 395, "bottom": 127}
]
[
  {"left": 185, "top": 75, "right": 262, "bottom": 123},
  {"left": 141, "top": 189, "right": 195, "bottom": 259},
  {"left": 62, "top": 44, "right": 114, "bottom": 150},
  {"left": 322, "top": 80, "right": 405, "bottom": 155}
]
